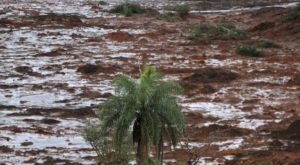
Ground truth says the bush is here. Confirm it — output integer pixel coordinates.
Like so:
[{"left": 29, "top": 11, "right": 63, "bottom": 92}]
[
  {"left": 175, "top": 4, "right": 190, "bottom": 17},
  {"left": 110, "top": 1, "right": 144, "bottom": 16},
  {"left": 236, "top": 45, "right": 263, "bottom": 57},
  {"left": 191, "top": 22, "right": 245, "bottom": 43},
  {"left": 284, "top": 3, "right": 300, "bottom": 21},
  {"left": 295, "top": 3, "right": 300, "bottom": 11},
  {"left": 256, "top": 40, "right": 280, "bottom": 48},
  {"left": 160, "top": 11, "right": 177, "bottom": 21},
  {"left": 83, "top": 123, "right": 132, "bottom": 164},
  {"left": 285, "top": 12, "right": 300, "bottom": 21}
]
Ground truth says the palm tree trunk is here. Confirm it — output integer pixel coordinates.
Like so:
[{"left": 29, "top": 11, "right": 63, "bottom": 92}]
[
  {"left": 157, "top": 135, "right": 163, "bottom": 164},
  {"left": 137, "top": 134, "right": 148, "bottom": 165}
]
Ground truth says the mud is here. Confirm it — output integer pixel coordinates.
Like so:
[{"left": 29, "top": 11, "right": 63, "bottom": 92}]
[{"left": 0, "top": 0, "right": 300, "bottom": 164}]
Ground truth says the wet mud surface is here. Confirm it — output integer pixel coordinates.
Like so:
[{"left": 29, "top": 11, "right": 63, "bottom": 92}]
[{"left": 0, "top": 0, "right": 300, "bottom": 164}]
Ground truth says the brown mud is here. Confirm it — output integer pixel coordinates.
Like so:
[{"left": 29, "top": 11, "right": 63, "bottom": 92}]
[{"left": 0, "top": 0, "right": 300, "bottom": 164}]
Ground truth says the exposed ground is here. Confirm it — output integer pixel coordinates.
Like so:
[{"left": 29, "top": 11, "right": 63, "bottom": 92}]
[{"left": 0, "top": 0, "right": 300, "bottom": 164}]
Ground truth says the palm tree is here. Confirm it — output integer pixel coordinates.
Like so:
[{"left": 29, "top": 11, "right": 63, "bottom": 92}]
[{"left": 99, "top": 66, "right": 185, "bottom": 165}]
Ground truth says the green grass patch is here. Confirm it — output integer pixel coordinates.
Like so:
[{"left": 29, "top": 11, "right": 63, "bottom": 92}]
[
  {"left": 110, "top": 1, "right": 144, "bottom": 16},
  {"left": 236, "top": 44, "right": 263, "bottom": 57},
  {"left": 191, "top": 21, "right": 246, "bottom": 43},
  {"left": 175, "top": 4, "right": 190, "bottom": 17},
  {"left": 256, "top": 40, "right": 280, "bottom": 48}
]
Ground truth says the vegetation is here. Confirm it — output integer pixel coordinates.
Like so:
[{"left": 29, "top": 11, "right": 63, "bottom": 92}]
[
  {"left": 235, "top": 39, "right": 279, "bottom": 57},
  {"left": 110, "top": 1, "right": 144, "bottom": 16},
  {"left": 191, "top": 21, "right": 245, "bottom": 43},
  {"left": 175, "top": 4, "right": 190, "bottom": 17},
  {"left": 284, "top": 3, "right": 300, "bottom": 21},
  {"left": 83, "top": 124, "right": 132, "bottom": 164},
  {"left": 256, "top": 40, "right": 280, "bottom": 48},
  {"left": 159, "top": 4, "right": 190, "bottom": 20},
  {"left": 159, "top": 12, "right": 177, "bottom": 21},
  {"left": 236, "top": 44, "right": 263, "bottom": 57},
  {"left": 84, "top": 66, "right": 185, "bottom": 165}
]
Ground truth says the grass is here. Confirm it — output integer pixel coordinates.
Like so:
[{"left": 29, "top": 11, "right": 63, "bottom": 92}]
[
  {"left": 236, "top": 44, "right": 263, "bottom": 57},
  {"left": 175, "top": 4, "right": 190, "bottom": 17},
  {"left": 191, "top": 21, "right": 246, "bottom": 43},
  {"left": 256, "top": 40, "right": 280, "bottom": 48},
  {"left": 110, "top": 1, "right": 144, "bottom": 16}
]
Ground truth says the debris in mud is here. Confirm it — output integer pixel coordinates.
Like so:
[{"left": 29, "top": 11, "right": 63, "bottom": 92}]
[
  {"left": 36, "top": 48, "right": 65, "bottom": 57},
  {"left": 40, "top": 156, "right": 77, "bottom": 165},
  {"left": 40, "top": 118, "right": 61, "bottom": 125},
  {"left": 142, "top": 28, "right": 176, "bottom": 38},
  {"left": 77, "top": 63, "right": 120, "bottom": 74},
  {"left": 182, "top": 68, "right": 239, "bottom": 84},
  {"left": 87, "top": 36, "right": 103, "bottom": 42},
  {"left": 77, "top": 64, "right": 98, "bottom": 74},
  {"left": 251, "top": 21, "right": 275, "bottom": 31},
  {"left": 288, "top": 74, "right": 300, "bottom": 85},
  {"left": 200, "top": 84, "right": 216, "bottom": 94},
  {"left": 187, "top": 124, "right": 251, "bottom": 139},
  {"left": 78, "top": 88, "right": 112, "bottom": 99},
  {"left": 21, "top": 141, "right": 33, "bottom": 146},
  {"left": 0, "top": 146, "right": 13, "bottom": 153},
  {"left": 15, "top": 66, "right": 42, "bottom": 77},
  {"left": 24, "top": 107, "right": 96, "bottom": 118},
  {"left": 104, "top": 31, "right": 134, "bottom": 42},
  {"left": 0, "top": 13, "right": 83, "bottom": 27},
  {"left": 0, "top": 84, "right": 20, "bottom": 89},
  {"left": 31, "top": 13, "right": 83, "bottom": 27}
]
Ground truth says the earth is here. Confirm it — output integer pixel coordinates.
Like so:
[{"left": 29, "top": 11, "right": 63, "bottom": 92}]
[{"left": 0, "top": 0, "right": 300, "bottom": 164}]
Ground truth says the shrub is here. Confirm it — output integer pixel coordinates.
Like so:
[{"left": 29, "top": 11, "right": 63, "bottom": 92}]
[
  {"left": 295, "top": 3, "right": 300, "bottom": 11},
  {"left": 83, "top": 123, "right": 132, "bottom": 164},
  {"left": 110, "top": 1, "right": 144, "bottom": 16},
  {"left": 236, "top": 45, "right": 263, "bottom": 57},
  {"left": 284, "top": 3, "right": 300, "bottom": 21},
  {"left": 191, "top": 22, "right": 245, "bottom": 43},
  {"left": 160, "top": 11, "right": 177, "bottom": 21},
  {"left": 285, "top": 12, "right": 300, "bottom": 21},
  {"left": 256, "top": 40, "right": 280, "bottom": 48},
  {"left": 175, "top": 4, "right": 190, "bottom": 17}
]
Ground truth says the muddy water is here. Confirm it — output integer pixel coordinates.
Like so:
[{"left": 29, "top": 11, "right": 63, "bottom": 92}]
[{"left": 0, "top": 0, "right": 300, "bottom": 164}]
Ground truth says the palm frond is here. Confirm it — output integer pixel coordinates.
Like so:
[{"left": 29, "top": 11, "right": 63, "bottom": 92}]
[{"left": 113, "top": 75, "right": 136, "bottom": 97}]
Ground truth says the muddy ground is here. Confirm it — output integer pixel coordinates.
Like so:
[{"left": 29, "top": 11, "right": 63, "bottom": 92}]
[{"left": 0, "top": 0, "right": 300, "bottom": 164}]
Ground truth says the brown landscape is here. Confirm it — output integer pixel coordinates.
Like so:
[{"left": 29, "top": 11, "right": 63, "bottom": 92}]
[{"left": 0, "top": 0, "right": 300, "bottom": 164}]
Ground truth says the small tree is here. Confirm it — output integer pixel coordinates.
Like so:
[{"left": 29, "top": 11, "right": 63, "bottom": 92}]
[{"left": 85, "top": 66, "right": 185, "bottom": 165}]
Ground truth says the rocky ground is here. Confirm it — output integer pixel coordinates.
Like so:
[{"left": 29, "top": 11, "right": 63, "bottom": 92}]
[{"left": 0, "top": 0, "right": 300, "bottom": 164}]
